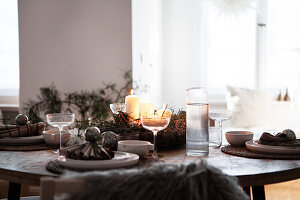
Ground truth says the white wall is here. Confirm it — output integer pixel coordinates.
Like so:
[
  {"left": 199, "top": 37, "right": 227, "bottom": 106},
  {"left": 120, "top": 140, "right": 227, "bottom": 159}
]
[{"left": 19, "top": 0, "right": 132, "bottom": 105}]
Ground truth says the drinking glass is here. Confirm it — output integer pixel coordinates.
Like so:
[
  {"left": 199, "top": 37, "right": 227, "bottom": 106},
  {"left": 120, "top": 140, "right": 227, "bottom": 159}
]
[
  {"left": 209, "top": 127, "right": 222, "bottom": 148},
  {"left": 46, "top": 113, "right": 75, "bottom": 157},
  {"left": 209, "top": 109, "right": 232, "bottom": 148},
  {"left": 186, "top": 87, "right": 209, "bottom": 156},
  {"left": 141, "top": 115, "right": 170, "bottom": 159}
]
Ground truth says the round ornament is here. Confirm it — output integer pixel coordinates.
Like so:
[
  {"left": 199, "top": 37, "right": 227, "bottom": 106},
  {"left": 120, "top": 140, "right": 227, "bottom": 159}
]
[
  {"left": 15, "top": 114, "right": 29, "bottom": 125},
  {"left": 102, "top": 131, "right": 118, "bottom": 150},
  {"left": 279, "top": 129, "right": 296, "bottom": 140},
  {"left": 85, "top": 127, "right": 101, "bottom": 143}
]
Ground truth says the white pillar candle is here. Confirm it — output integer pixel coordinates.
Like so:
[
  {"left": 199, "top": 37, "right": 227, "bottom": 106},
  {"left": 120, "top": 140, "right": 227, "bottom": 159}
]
[
  {"left": 139, "top": 102, "right": 154, "bottom": 117},
  {"left": 125, "top": 89, "right": 139, "bottom": 119}
]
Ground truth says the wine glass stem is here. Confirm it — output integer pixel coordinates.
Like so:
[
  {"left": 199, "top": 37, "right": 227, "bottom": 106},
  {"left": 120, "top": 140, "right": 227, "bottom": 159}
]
[
  {"left": 58, "top": 126, "right": 63, "bottom": 155},
  {"left": 153, "top": 130, "right": 158, "bottom": 158},
  {"left": 219, "top": 121, "right": 223, "bottom": 145}
]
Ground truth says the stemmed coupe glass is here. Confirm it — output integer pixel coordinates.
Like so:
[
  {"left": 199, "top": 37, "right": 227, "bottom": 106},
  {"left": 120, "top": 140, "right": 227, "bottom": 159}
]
[
  {"left": 209, "top": 109, "right": 232, "bottom": 148},
  {"left": 141, "top": 114, "right": 170, "bottom": 159},
  {"left": 46, "top": 113, "right": 75, "bottom": 157}
]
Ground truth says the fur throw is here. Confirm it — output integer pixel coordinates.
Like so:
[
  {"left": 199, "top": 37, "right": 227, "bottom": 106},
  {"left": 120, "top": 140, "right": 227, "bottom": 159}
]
[{"left": 61, "top": 160, "right": 249, "bottom": 200}]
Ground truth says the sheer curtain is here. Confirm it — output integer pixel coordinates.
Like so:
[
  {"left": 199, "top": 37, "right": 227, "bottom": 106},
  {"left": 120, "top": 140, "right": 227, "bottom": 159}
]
[
  {"left": 132, "top": 0, "right": 300, "bottom": 108},
  {"left": 133, "top": 0, "right": 256, "bottom": 108},
  {"left": 265, "top": 0, "right": 300, "bottom": 101},
  {"left": 132, "top": 0, "right": 163, "bottom": 106}
]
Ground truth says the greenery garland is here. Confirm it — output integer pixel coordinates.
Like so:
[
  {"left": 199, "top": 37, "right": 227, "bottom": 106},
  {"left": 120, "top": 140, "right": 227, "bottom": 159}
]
[
  {"left": 22, "top": 71, "right": 132, "bottom": 123},
  {"left": 21, "top": 70, "right": 186, "bottom": 148}
]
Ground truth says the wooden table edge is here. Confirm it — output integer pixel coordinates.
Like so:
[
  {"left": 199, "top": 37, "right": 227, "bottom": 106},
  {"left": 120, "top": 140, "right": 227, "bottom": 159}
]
[
  {"left": 237, "top": 167, "right": 300, "bottom": 186},
  {"left": 1, "top": 149, "right": 300, "bottom": 188},
  {"left": 4, "top": 169, "right": 299, "bottom": 187},
  {"left": 3, "top": 166, "right": 299, "bottom": 187},
  {"left": 0, "top": 168, "right": 57, "bottom": 186}
]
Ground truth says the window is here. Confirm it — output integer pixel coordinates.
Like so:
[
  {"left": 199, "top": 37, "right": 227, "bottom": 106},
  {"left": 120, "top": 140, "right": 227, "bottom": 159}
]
[
  {"left": 132, "top": 0, "right": 300, "bottom": 107},
  {"left": 205, "top": 2, "right": 256, "bottom": 90},
  {"left": 0, "top": 0, "right": 19, "bottom": 99},
  {"left": 265, "top": 0, "right": 300, "bottom": 95}
]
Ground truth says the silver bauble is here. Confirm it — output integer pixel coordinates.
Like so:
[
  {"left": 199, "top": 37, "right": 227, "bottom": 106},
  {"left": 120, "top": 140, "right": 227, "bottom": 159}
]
[
  {"left": 282, "top": 129, "right": 296, "bottom": 140},
  {"left": 85, "top": 127, "right": 101, "bottom": 143},
  {"left": 15, "top": 114, "right": 29, "bottom": 125}
]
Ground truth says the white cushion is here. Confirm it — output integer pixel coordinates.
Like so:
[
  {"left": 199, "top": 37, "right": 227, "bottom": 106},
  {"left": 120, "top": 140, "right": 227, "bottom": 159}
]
[
  {"left": 226, "top": 86, "right": 300, "bottom": 134},
  {"left": 226, "top": 86, "right": 273, "bottom": 128}
]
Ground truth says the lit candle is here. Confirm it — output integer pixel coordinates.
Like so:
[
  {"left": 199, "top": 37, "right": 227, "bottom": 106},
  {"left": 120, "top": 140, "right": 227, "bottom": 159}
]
[
  {"left": 156, "top": 105, "right": 172, "bottom": 118},
  {"left": 139, "top": 102, "right": 154, "bottom": 117},
  {"left": 125, "top": 89, "right": 139, "bottom": 119}
]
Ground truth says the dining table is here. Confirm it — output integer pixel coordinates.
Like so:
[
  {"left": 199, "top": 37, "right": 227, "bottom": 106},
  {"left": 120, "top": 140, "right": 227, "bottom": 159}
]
[{"left": 0, "top": 147, "right": 300, "bottom": 200}]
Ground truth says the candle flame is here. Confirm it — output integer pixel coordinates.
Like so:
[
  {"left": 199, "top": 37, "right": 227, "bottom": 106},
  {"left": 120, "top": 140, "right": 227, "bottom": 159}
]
[{"left": 130, "top": 89, "right": 134, "bottom": 95}]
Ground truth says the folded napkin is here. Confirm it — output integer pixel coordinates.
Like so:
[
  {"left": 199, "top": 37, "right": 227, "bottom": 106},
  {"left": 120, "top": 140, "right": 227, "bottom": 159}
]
[
  {"left": 65, "top": 142, "right": 114, "bottom": 160},
  {"left": 258, "top": 129, "right": 300, "bottom": 147},
  {"left": 0, "top": 122, "right": 45, "bottom": 137}
]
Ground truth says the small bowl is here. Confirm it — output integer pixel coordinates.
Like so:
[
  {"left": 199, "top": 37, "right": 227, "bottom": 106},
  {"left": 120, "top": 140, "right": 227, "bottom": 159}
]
[
  {"left": 118, "top": 140, "right": 154, "bottom": 156},
  {"left": 43, "top": 129, "right": 71, "bottom": 146},
  {"left": 225, "top": 131, "right": 253, "bottom": 146}
]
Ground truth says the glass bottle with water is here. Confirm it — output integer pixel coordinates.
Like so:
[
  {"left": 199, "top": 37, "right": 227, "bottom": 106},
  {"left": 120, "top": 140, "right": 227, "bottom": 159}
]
[{"left": 186, "top": 87, "right": 209, "bottom": 156}]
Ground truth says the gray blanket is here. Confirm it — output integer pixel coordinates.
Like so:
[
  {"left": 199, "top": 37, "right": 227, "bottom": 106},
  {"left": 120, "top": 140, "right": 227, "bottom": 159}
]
[{"left": 61, "top": 160, "right": 249, "bottom": 200}]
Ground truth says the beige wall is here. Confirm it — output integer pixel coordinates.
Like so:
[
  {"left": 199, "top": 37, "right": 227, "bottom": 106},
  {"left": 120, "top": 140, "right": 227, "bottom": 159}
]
[{"left": 19, "top": 0, "right": 132, "bottom": 105}]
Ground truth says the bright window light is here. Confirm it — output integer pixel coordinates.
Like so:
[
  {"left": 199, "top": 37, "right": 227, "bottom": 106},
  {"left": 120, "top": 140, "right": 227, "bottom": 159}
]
[
  {"left": 0, "top": 0, "right": 19, "bottom": 96},
  {"left": 206, "top": 4, "right": 256, "bottom": 90},
  {"left": 265, "top": 0, "right": 300, "bottom": 92}
]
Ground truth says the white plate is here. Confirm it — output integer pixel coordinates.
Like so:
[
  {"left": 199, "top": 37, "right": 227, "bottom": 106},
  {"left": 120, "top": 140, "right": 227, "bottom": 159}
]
[
  {"left": 0, "top": 135, "right": 44, "bottom": 145},
  {"left": 246, "top": 140, "right": 300, "bottom": 155},
  {"left": 57, "top": 151, "right": 139, "bottom": 170}
]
